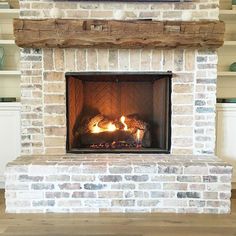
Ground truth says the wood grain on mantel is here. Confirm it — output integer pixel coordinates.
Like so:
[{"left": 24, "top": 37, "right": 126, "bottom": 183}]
[{"left": 13, "top": 19, "right": 225, "bottom": 49}]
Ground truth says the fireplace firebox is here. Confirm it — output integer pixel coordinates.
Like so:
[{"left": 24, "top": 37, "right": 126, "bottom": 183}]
[{"left": 66, "top": 72, "right": 172, "bottom": 153}]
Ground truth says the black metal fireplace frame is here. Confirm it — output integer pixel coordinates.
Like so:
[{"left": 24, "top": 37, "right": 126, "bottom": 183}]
[{"left": 65, "top": 71, "right": 172, "bottom": 154}]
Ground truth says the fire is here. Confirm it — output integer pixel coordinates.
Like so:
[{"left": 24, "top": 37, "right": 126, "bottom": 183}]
[
  {"left": 107, "top": 122, "right": 116, "bottom": 132},
  {"left": 91, "top": 122, "right": 116, "bottom": 133},
  {"left": 91, "top": 115, "right": 128, "bottom": 134},
  {"left": 91, "top": 122, "right": 101, "bottom": 133},
  {"left": 120, "top": 116, "right": 128, "bottom": 131},
  {"left": 137, "top": 129, "right": 140, "bottom": 142}
]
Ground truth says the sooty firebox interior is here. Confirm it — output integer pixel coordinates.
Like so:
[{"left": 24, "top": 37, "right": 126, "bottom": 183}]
[{"left": 66, "top": 72, "right": 172, "bottom": 153}]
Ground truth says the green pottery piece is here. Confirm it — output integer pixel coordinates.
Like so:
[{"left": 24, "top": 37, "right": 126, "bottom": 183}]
[
  {"left": 229, "top": 62, "right": 236, "bottom": 72},
  {"left": 217, "top": 98, "right": 236, "bottom": 103},
  {"left": 0, "top": 47, "right": 4, "bottom": 70},
  {"left": 232, "top": 0, "right": 236, "bottom": 5}
]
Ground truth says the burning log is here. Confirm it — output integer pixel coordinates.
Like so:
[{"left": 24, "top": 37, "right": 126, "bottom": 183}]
[
  {"left": 80, "top": 130, "right": 135, "bottom": 146},
  {"left": 75, "top": 113, "right": 151, "bottom": 148}
]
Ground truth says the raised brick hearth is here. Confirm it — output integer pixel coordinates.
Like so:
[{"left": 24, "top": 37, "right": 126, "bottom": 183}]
[
  {"left": 5, "top": 155, "right": 232, "bottom": 213},
  {"left": 4, "top": 0, "right": 233, "bottom": 214}
]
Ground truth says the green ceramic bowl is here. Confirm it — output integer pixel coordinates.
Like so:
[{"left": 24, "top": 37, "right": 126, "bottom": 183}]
[{"left": 229, "top": 62, "right": 236, "bottom": 72}]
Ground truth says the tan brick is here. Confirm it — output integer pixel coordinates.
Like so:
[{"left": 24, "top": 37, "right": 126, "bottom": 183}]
[
  {"left": 119, "top": 49, "right": 129, "bottom": 70},
  {"left": 174, "top": 49, "right": 184, "bottom": 71},
  {"left": 185, "top": 50, "right": 196, "bottom": 71},
  {"left": 141, "top": 49, "right": 151, "bottom": 71},
  {"left": 20, "top": 2, "right": 31, "bottom": 9},
  {"left": 172, "top": 116, "right": 193, "bottom": 126},
  {"left": 44, "top": 115, "right": 66, "bottom": 126},
  {"left": 31, "top": 77, "right": 42, "bottom": 84},
  {"left": 172, "top": 94, "right": 193, "bottom": 105},
  {"left": 97, "top": 49, "right": 109, "bottom": 71},
  {"left": 163, "top": 183, "right": 188, "bottom": 191},
  {"left": 31, "top": 2, "right": 53, "bottom": 9},
  {"left": 43, "top": 49, "right": 54, "bottom": 71},
  {"left": 109, "top": 49, "right": 118, "bottom": 70},
  {"left": 173, "top": 84, "right": 193, "bottom": 93},
  {"left": 32, "top": 62, "right": 42, "bottom": 70},
  {"left": 44, "top": 127, "right": 66, "bottom": 136},
  {"left": 174, "top": 2, "right": 196, "bottom": 10},
  {"left": 139, "top": 11, "right": 161, "bottom": 19},
  {"left": 44, "top": 105, "right": 65, "bottom": 115},
  {"left": 98, "top": 191, "right": 123, "bottom": 198},
  {"left": 151, "top": 3, "right": 172, "bottom": 10},
  {"left": 44, "top": 95, "right": 65, "bottom": 104},
  {"left": 173, "top": 105, "right": 193, "bottom": 115},
  {"left": 45, "top": 148, "right": 66, "bottom": 155},
  {"left": 172, "top": 127, "right": 193, "bottom": 137},
  {"left": 163, "top": 50, "right": 173, "bottom": 71},
  {"left": 44, "top": 137, "right": 65, "bottom": 147},
  {"left": 55, "top": 2, "right": 78, "bottom": 9},
  {"left": 173, "top": 73, "right": 194, "bottom": 83},
  {"left": 163, "top": 11, "right": 182, "bottom": 20},
  {"left": 152, "top": 50, "right": 162, "bottom": 70},
  {"left": 44, "top": 82, "right": 65, "bottom": 93},
  {"left": 66, "top": 10, "right": 89, "bottom": 18},
  {"left": 90, "top": 11, "right": 113, "bottom": 18},
  {"left": 87, "top": 49, "right": 97, "bottom": 70},
  {"left": 130, "top": 49, "right": 140, "bottom": 70},
  {"left": 44, "top": 72, "right": 64, "bottom": 81},
  {"left": 65, "top": 49, "right": 75, "bottom": 71},
  {"left": 172, "top": 138, "right": 193, "bottom": 147},
  {"left": 77, "top": 49, "right": 86, "bottom": 71},
  {"left": 54, "top": 49, "right": 64, "bottom": 71},
  {"left": 192, "top": 11, "right": 208, "bottom": 20}
]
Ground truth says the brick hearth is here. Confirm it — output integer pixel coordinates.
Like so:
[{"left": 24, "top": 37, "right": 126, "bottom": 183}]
[{"left": 5, "top": 155, "right": 232, "bottom": 213}]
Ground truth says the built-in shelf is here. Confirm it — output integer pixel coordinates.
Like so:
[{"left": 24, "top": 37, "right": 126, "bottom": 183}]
[
  {"left": 0, "top": 9, "right": 19, "bottom": 18},
  {"left": 220, "top": 10, "right": 236, "bottom": 21},
  {"left": 220, "top": 9, "right": 236, "bottom": 15},
  {"left": 224, "top": 41, "right": 236, "bottom": 46},
  {"left": 0, "top": 70, "right": 21, "bottom": 76},
  {"left": 218, "top": 71, "right": 236, "bottom": 77},
  {"left": 0, "top": 40, "right": 15, "bottom": 45}
]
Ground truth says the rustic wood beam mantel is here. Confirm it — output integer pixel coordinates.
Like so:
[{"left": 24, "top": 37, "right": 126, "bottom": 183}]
[{"left": 13, "top": 19, "right": 225, "bottom": 49}]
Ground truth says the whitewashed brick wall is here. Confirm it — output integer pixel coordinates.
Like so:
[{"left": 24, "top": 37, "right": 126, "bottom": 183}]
[{"left": 19, "top": 0, "right": 219, "bottom": 156}]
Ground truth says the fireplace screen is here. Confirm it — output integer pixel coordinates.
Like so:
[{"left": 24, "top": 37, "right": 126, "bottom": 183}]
[{"left": 66, "top": 72, "right": 172, "bottom": 153}]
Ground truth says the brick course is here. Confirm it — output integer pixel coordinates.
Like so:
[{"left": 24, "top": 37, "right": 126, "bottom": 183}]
[{"left": 5, "top": 155, "right": 232, "bottom": 214}]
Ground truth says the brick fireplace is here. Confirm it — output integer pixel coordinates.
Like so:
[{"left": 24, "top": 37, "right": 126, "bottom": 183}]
[{"left": 4, "top": 0, "right": 233, "bottom": 213}]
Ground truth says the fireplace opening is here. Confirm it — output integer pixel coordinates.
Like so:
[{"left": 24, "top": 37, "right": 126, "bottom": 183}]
[{"left": 66, "top": 72, "right": 172, "bottom": 153}]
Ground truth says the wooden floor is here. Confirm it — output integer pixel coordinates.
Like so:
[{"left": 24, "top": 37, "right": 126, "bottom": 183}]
[{"left": 0, "top": 190, "right": 236, "bottom": 236}]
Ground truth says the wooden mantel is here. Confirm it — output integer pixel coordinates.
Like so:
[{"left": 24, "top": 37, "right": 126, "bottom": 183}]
[{"left": 13, "top": 19, "right": 225, "bottom": 49}]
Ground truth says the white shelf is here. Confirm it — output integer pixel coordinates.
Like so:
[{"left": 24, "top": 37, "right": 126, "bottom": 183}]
[
  {"left": 0, "top": 40, "right": 15, "bottom": 45},
  {"left": 0, "top": 9, "right": 19, "bottom": 18},
  {"left": 220, "top": 10, "right": 236, "bottom": 20},
  {"left": 0, "top": 70, "right": 20, "bottom": 76},
  {"left": 218, "top": 71, "right": 236, "bottom": 77},
  {"left": 224, "top": 41, "right": 236, "bottom": 46},
  {"left": 220, "top": 10, "right": 236, "bottom": 15}
]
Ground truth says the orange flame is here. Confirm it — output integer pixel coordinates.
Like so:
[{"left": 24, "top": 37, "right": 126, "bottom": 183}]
[
  {"left": 107, "top": 122, "right": 116, "bottom": 132},
  {"left": 137, "top": 129, "right": 140, "bottom": 142},
  {"left": 120, "top": 116, "right": 128, "bottom": 131}
]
